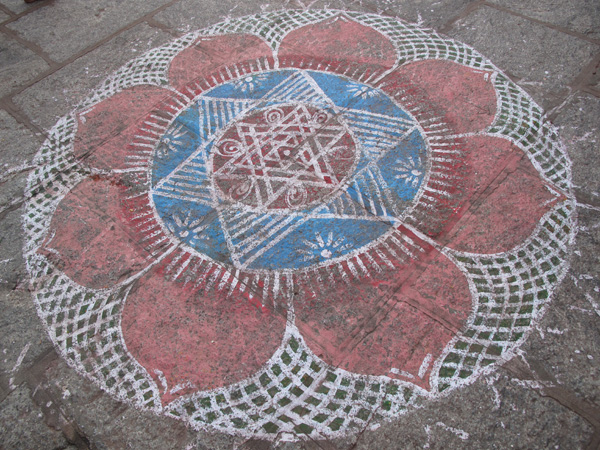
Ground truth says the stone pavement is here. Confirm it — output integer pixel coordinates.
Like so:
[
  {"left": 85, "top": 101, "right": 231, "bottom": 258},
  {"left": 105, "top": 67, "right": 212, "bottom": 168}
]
[{"left": 0, "top": 0, "right": 599, "bottom": 449}]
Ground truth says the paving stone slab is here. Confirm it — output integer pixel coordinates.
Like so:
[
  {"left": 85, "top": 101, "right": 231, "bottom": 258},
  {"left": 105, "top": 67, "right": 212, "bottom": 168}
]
[
  {"left": 0, "top": 36, "right": 50, "bottom": 99},
  {"left": 0, "top": 108, "right": 43, "bottom": 210},
  {"left": 38, "top": 356, "right": 199, "bottom": 450},
  {"left": 588, "top": 59, "right": 600, "bottom": 92},
  {"left": 533, "top": 277, "right": 600, "bottom": 403},
  {"left": 344, "top": 373, "right": 592, "bottom": 449},
  {"left": 0, "top": 204, "right": 27, "bottom": 288},
  {"left": 486, "top": 0, "right": 600, "bottom": 40},
  {"left": 0, "top": 288, "right": 54, "bottom": 376},
  {"left": 0, "top": 384, "right": 70, "bottom": 450},
  {"left": 555, "top": 93, "right": 600, "bottom": 198},
  {"left": 6, "top": 0, "right": 173, "bottom": 63},
  {"left": 0, "top": 0, "right": 43, "bottom": 15},
  {"left": 13, "top": 23, "right": 173, "bottom": 131},
  {"left": 346, "top": 0, "right": 474, "bottom": 30},
  {"left": 0, "top": 109, "right": 43, "bottom": 168},
  {"left": 152, "top": 0, "right": 289, "bottom": 35},
  {"left": 447, "top": 5, "right": 598, "bottom": 111}
]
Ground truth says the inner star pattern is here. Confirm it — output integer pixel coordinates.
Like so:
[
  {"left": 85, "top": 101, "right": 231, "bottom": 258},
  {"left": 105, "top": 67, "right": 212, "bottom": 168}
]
[{"left": 151, "top": 70, "right": 427, "bottom": 271}]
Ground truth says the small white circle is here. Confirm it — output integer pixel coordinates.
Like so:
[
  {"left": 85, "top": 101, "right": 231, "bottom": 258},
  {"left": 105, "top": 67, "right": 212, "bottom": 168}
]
[{"left": 321, "top": 249, "right": 332, "bottom": 258}]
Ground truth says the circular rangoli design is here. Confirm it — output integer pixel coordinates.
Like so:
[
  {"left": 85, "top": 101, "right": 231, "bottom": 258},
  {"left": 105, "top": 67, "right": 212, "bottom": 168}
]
[{"left": 24, "top": 10, "right": 575, "bottom": 440}]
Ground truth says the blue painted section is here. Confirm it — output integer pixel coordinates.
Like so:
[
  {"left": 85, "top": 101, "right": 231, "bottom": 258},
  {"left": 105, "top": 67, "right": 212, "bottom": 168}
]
[
  {"left": 248, "top": 218, "right": 391, "bottom": 270},
  {"left": 153, "top": 196, "right": 232, "bottom": 265},
  {"left": 152, "top": 106, "right": 201, "bottom": 185},
  {"left": 307, "top": 71, "right": 413, "bottom": 121},
  {"left": 204, "top": 71, "right": 295, "bottom": 100},
  {"left": 151, "top": 69, "right": 429, "bottom": 270},
  {"left": 219, "top": 209, "right": 306, "bottom": 269},
  {"left": 377, "top": 129, "right": 428, "bottom": 201}
]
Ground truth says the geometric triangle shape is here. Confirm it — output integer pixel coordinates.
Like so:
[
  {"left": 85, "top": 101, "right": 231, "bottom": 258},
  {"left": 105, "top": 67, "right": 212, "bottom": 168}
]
[
  {"left": 345, "top": 166, "right": 401, "bottom": 219},
  {"left": 218, "top": 206, "right": 305, "bottom": 269},
  {"left": 265, "top": 71, "right": 332, "bottom": 108},
  {"left": 197, "top": 97, "right": 256, "bottom": 141},
  {"left": 342, "top": 108, "right": 416, "bottom": 161},
  {"left": 151, "top": 105, "right": 202, "bottom": 185},
  {"left": 152, "top": 141, "right": 215, "bottom": 207}
]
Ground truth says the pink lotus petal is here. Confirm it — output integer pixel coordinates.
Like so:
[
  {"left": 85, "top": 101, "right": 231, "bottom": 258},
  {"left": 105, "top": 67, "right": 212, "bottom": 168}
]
[
  {"left": 294, "top": 229, "right": 472, "bottom": 390},
  {"left": 121, "top": 253, "right": 287, "bottom": 404},
  {"left": 278, "top": 15, "right": 396, "bottom": 70},
  {"left": 443, "top": 136, "right": 563, "bottom": 254},
  {"left": 169, "top": 34, "right": 273, "bottom": 91},
  {"left": 39, "top": 176, "right": 150, "bottom": 289},
  {"left": 73, "top": 85, "right": 170, "bottom": 171},
  {"left": 392, "top": 60, "right": 497, "bottom": 134}
]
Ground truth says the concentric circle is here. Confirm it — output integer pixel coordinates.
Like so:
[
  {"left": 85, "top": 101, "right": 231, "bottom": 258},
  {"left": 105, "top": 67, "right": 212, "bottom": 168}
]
[
  {"left": 149, "top": 68, "right": 431, "bottom": 271},
  {"left": 24, "top": 10, "right": 575, "bottom": 441}
]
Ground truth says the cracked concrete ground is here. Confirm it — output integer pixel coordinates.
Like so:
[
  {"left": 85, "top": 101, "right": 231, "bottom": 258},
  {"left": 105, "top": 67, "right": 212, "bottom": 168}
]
[{"left": 0, "top": 0, "right": 599, "bottom": 449}]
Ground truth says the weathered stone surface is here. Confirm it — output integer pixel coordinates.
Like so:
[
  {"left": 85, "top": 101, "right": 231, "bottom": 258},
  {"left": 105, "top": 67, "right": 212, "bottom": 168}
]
[
  {"left": 0, "top": 36, "right": 49, "bottom": 98},
  {"left": 0, "top": 208, "right": 27, "bottom": 290},
  {"left": 152, "top": 0, "right": 287, "bottom": 34},
  {"left": 0, "top": 0, "right": 43, "bottom": 15},
  {"left": 0, "top": 110, "right": 43, "bottom": 211},
  {"left": 447, "top": 5, "right": 597, "bottom": 110},
  {"left": 38, "top": 357, "right": 197, "bottom": 450},
  {"left": 349, "top": 0, "right": 474, "bottom": 29},
  {"left": 0, "top": 385, "right": 70, "bottom": 450},
  {"left": 0, "top": 109, "right": 42, "bottom": 168},
  {"left": 486, "top": 0, "right": 600, "bottom": 39},
  {"left": 13, "top": 23, "right": 172, "bottom": 131},
  {"left": 6, "top": 0, "right": 173, "bottom": 62},
  {"left": 555, "top": 93, "right": 600, "bottom": 197}
]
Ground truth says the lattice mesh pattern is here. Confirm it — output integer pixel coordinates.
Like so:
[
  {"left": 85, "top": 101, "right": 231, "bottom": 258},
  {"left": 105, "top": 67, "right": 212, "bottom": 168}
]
[
  {"left": 201, "top": 10, "right": 337, "bottom": 50},
  {"left": 348, "top": 12, "right": 494, "bottom": 70},
  {"left": 488, "top": 73, "right": 571, "bottom": 191},
  {"left": 78, "top": 32, "right": 201, "bottom": 111},
  {"left": 24, "top": 115, "right": 83, "bottom": 253},
  {"left": 166, "top": 330, "right": 420, "bottom": 439},
  {"left": 437, "top": 202, "right": 574, "bottom": 390},
  {"left": 24, "top": 118, "right": 160, "bottom": 409},
  {"left": 29, "top": 256, "right": 161, "bottom": 407}
]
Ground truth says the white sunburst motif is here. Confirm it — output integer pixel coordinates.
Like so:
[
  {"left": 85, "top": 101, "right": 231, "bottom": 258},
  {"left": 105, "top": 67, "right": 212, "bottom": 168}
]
[
  {"left": 156, "top": 123, "right": 187, "bottom": 159},
  {"left": 346, "top": 83, "right": 381, "bottom": 100},
  {"left": 298, "top": 231, "right": 353, "bottom": 262},
  {"left": 233, "top": 74, "right": 269, "bottom": 92},
  {"left": 394, "top": 155, "right": 424, "bottom": 188},
  {"left": 165, "top": 212, "right": 211, "bottom": 245}
]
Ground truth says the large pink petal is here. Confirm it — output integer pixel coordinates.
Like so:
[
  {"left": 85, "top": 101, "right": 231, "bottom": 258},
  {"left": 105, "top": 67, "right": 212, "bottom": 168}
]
[
  {"left": 121, "top": 252, "right": 287, "bottom": 404},
  {"left": 386, "top": 60, "right": 497, "bottom": 134},
  {"left": 294, "top": 228, "right": 472, "bottom": 390},
  {"left": 39, "top": 176, "right": 151, "bottom": 289},
  {"left": 278, "top": 15, "right": 396, "bottom": 70},
  {"left": 441, "top": 136, "right": 563, "bottom": 253},
  {"left": 169, "top": 34, "right": 273, "bottom": 91},
  {"left": 73, "top": 85, "right": 171, "bottom": 171}
]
